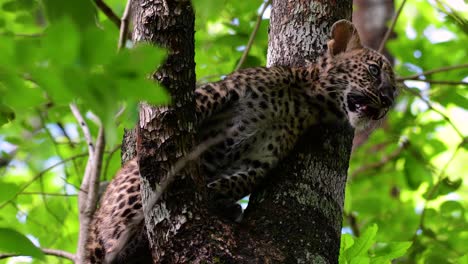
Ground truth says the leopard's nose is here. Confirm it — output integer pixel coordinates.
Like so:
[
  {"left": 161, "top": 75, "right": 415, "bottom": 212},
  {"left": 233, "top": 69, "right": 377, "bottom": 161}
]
[{"left": 379, "top": 84, "right": 394, "bottom": 107}]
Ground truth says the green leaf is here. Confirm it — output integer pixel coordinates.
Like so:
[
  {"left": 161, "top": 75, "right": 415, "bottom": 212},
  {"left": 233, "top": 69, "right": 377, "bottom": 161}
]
[
  {"left": 423, "top": 178, "right": 463, "bottom": 200},
  {"left": 350, "top": 256, "right": 370, "bottom": 264},
  {"left": 2, "top": 0, "right": 35, "bottom": 12},
  {"left": 339, "top": 234, "right": 355, "bottom": 264},
  {"left": 42, "top": 18, "right": 80, "bottom": 66},
  {"left": 456, "top": 254, "right": 468, "bottom": 264},
  {"left": 42, "top": 0, "right": 96, "bottom": 29},
  {"left": 371, "top": 242, "right": 412, "bottom": 264},
  {"left": 403, "top": 155, "right": 432, "bottom": 190},
  {"left": 345, "top": 224, "right": 378, "bottom": 260},
  {"left": 439, "top": 200, "right": 465, "bottom": 219},
  {"left": 0, "top": 228, "right": 45, "bottom": 260},
  {"left": 81, "top": 25, "right": 118, "bottom": 67},
  {"left": 0, "top": 182, "right": 20, "bottom": 204},
  {"left": 192, "top": 0, "right": 226, "bottom": 20},
  {"left": 0, "top": 104, "right": 15, "bottom": 125}
]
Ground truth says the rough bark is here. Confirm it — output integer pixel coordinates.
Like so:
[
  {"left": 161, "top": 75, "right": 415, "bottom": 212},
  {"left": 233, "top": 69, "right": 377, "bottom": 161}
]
[
  {"left": 130, "top": 1, "right": 277, "bottom": 263},
  {"left": 128, "top": 0, "right": 354, "bottom": 263},
  {"left": 244, "top": 1, "right": 354, "bottom": 263},
  {"left": 131, "top": 0, "right": 202, "bottom": 261}
]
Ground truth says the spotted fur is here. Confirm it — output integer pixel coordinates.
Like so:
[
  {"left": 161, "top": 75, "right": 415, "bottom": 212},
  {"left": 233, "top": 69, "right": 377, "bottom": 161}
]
[{"left": 85, "top": 20, "right": 396, "bottom": 263}]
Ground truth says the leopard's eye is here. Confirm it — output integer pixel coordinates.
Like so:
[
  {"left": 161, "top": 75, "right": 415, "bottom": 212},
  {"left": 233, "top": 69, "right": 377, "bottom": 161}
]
[{"left": 368, "top": 64, "right": 380, "bottom": 77}]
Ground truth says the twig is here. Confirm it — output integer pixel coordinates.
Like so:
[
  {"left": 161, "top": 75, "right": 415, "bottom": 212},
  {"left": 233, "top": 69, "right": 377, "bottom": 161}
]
[
  {"left": 75, "top": 114, "right": 105, "bottom": 264},
  {"left": 0, "top": 248, "right": 75, "bottom": 261},
  {"left": 400, "top": 79, "right": 468, "bottom": 85},
  {"left": 118, "top": 0, "right": 133, "bottom": 50},
  {"left": 19, "top": 192, "right": 77, "bottom": 197},
  {"left": 85, "top": 125, "right": 106, "bottom": 216},
  {"left": 70, "top": 103, "right": 95, "bottom": 156},
  {"left": 144, "top": 133, "right": 226, "bottom": 216},
  {"left": 42, "top": 248, "right": 76, "bottom": 261},
  {"left": 94, "top": 0, "right": 121, "bottom": 28},
  {"left": 345, "top": 212, "right": 360, "bottom": 237},
  {"left": 0, "top": 153, "right": 88, "bottom": 209},
  {"left": 350, "top": 139, "right": 410, "bottom": 180},
  {"left": 403, "top": 86, "right": 464, "bottom": 138},
  {"left": 397, "top": 63, "right": 468, "bottom": 81},
  {"left": 103, "top": 144, "right": 122, "bottom": 180},
  {"left": 378, "top": 0, "right": 407, "bottom": 53},
  {"left": 234, "top": 0, "right": 271, "bottom": 71}
]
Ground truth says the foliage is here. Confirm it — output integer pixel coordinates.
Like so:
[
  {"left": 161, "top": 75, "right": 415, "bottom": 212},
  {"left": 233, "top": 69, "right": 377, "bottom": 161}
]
[{"left": 0, "top": 0, "right": 466, "bottom": 263}]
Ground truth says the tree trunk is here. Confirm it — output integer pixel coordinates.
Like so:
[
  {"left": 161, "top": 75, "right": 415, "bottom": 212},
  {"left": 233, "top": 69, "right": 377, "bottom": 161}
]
[
  {"left": 128, "top": 0, "right": 354, "bottom": 263},
  {"left": 130, "top": 0, "right": 204, "bottom": 262},
  {"left": 244, "top": 1, "right": 354, "bottom": 263}
]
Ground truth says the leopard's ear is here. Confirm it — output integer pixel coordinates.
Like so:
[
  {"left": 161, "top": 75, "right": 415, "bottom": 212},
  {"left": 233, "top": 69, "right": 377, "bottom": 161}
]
[{"left": 327, "top": 19, "right": 363, "bottom": 57}]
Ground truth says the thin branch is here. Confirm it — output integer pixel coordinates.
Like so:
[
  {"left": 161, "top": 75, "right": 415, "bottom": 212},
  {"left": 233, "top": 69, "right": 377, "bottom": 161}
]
[
  {"left": 234, "top": 0, "right": 271, "bottom": 71},
  {"left": 0, "top": 153, "right": 88, "bottom": 209},
  {"left": 350, "top": 139, "right": 410, "bottom": 180},
  {"left": 70, "top": 103, "right": 95, "bottom": 157},
  {"left": 76, "top": 117, "right": 105, "bottom": 264},
  {"left": 94, "top": 0, "right": 121, "bottom": 28},
  {"left": 400, "top": 79, "right": 468, "bottom": 85},
  {"left": 403, "top": 86, "right": 464, "bottom": 138},
  {"left": 378, "top": 0, "right": 407, "bottom": 53},
  {"left": 345, "top": 212, "right": 360, "bottom": 237},
  {"left": 118, "top": 0, "right": 133, "bottom": 50},
  {"left": 397, "top": 63, "right": 468, "bottom": 81},
  {"left": 0, "top": 248, "right": 75, "bottom": 261},
  {"left": 103, "top": 144, "right": 121, "bottom": 180},
  {"left": 19, "top": 192, "right": 77, "bottom": 197},
  {"left": 85, "top": 125, "right": 106, "bottom": 216},
  {"left": 144, "top": 133, "right": 226, "bottom": 216},
  {"left": 42, "top": 248, "right": 76, "bottom": 261}
]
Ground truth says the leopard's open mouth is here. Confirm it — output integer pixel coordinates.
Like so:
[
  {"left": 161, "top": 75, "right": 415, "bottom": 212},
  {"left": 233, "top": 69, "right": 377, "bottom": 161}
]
[{"left": 354, "top": 104, "right": 389, "bottom": 120}]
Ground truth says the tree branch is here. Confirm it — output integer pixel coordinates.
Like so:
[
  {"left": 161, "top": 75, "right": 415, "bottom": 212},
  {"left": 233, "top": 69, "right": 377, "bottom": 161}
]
[
  {"left": 234, "top": 0, "right": 271, "bottom": 71},
  {"left": 0, "top": 248, "right": 75, "bottom": 261},
  {"left": 94, "top": 0, "right": 121, "bottom": 28},
  {"left": 103, "top": 144, "right": 122, "bottom": 179},
  {"left": 397, "top": 63, "right": 468, "bottom": 81},
  {"left": 350, "top": 139, "right": 410, "bottom": 180},
  {"left": 378, "top": 0, "right": 407, "bottom": 53},
  {"left": 19, "top": 192, "right": 77, "bottom": 197},
  {"left": 70, "top": 103, "right": 95, "bottom": 157},
  {"left": 403, "top": 86, "right": 464, "bottom": 138},
  {"left": 71, "top": 104, "right": 106, "bottom": 263},
  {"left": 400, "top": 79, "right": 468, "bottom": 85},
  {"left": 144, "top": 133, "right": 226, "bottom": 216},
  {"left": 0, "top": 153, "right": 88, "bottom": 209},
  {"left": 118, "top": 0, "right": 133, "bottom": 50}
]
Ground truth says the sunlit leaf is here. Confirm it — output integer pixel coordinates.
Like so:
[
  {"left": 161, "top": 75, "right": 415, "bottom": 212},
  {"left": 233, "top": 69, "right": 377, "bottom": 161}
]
[
  {"left": 345, "top": 224, "right": 378, "bottom": 260},
  {"left": 423, "top": 177, "right": 462, "bottom": 200},
  {"left": 0, "top": 228, "right": 45, "bottom": 260},
  {"left": 371, "top": 242, "right": 412, "bottom": 264}
]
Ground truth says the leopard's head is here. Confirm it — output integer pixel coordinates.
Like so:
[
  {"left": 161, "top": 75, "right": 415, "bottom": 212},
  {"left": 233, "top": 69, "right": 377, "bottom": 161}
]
[{"left": 324, "top": 20, "right": 397, "bottom": 129}]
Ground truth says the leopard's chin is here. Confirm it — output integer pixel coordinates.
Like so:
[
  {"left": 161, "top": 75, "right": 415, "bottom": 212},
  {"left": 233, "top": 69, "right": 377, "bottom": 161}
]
[
  {"left": 348, "top": 105, "right": 389, "bottom": 130},
  {"left": 354, "top": 104, "right": 389, "bottom": 120}
]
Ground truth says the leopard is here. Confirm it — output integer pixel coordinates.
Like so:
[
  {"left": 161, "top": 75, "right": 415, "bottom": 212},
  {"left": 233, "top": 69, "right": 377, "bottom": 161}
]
[{"left": 85, "top": 20, "right": 397, "bottom": 263}]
